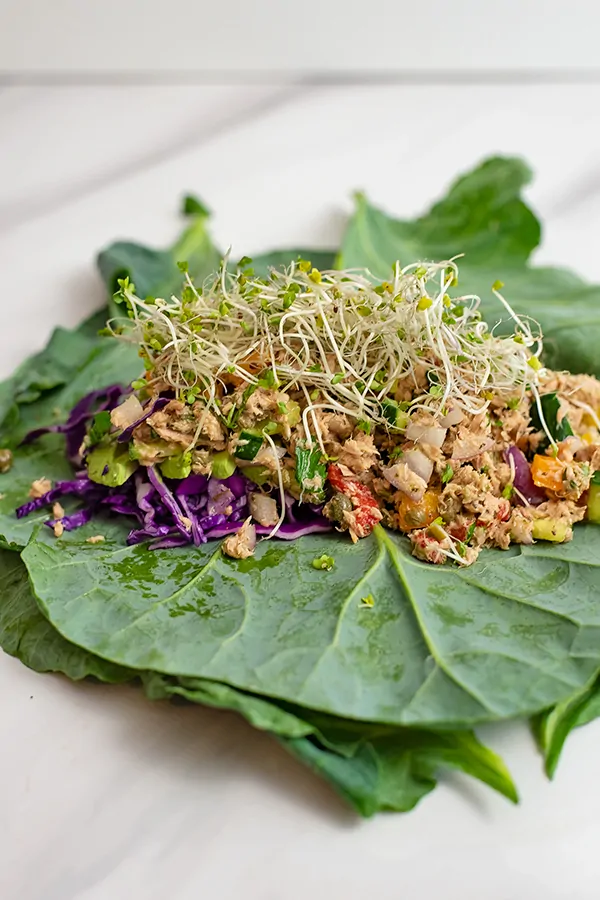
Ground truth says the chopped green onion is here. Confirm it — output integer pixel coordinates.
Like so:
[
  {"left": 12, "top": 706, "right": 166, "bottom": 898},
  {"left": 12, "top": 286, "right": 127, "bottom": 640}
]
[{"left": 312, "top": 554, "right": 335, "bottom": 571}]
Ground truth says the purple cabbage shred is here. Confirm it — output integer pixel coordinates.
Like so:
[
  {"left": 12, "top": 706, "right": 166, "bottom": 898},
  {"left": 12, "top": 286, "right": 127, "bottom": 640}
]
[{"left": 16, "top": 386, "right": 333, "bottom": 549}]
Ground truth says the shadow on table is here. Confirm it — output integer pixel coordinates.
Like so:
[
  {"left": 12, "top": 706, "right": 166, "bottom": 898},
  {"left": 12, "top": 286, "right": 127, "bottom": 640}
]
[{"left": 56, "top": 674, "right": 360, "bottom": 828}]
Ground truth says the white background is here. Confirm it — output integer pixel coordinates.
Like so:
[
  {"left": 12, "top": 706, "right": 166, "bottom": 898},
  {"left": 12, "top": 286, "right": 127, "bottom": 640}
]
[{"left": 2, "top": 4, "right": 600, "bottom": 900}]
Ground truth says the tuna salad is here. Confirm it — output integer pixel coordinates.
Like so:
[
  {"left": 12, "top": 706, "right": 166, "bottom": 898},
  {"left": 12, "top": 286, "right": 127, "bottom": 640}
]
[{"left": 16, "top": 256, "right": 600, "bottom": 566}]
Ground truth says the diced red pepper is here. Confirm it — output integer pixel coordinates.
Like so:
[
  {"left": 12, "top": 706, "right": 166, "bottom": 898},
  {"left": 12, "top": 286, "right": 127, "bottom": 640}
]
[
  {"left": 448, "top": 524, "right": 467, "bottom": 542},
  {"left": 327, "top": 463, "right": 381, "bottom": 536},
  {"left": 497, "top": 499, "right": 511, "bottom": 522}
]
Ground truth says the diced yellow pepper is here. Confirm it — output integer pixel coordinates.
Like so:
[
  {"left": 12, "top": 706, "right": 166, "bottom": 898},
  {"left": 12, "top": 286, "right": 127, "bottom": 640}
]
[
  {"left": 531, "top": 454, "right": 564, "bottom": 493},
  {"left": 397, "top": 491, "right": 438, "bottom": 532}
]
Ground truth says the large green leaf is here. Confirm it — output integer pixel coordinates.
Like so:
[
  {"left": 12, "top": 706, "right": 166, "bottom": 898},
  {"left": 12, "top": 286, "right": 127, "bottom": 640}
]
[
  {"left": 0, "top": 326, "right": 100, "bottom": 443},
  {"left": 340, "top": 156, "right": 600, "bottom": 378},
  {"left": 22, "top": 519, "right": 600, "bottom": 728},
  {"left": 251, "top": 249, "right": 336, "bottom": 279},
  {"left": 97, "top": 197, "right": 221, "bottom": 303},
  {"left": 0, "top": 547, "right": 133, "bottom": 682},
  {"left": 0, "top": 338, "right": 142, "bottom": 551},
  {"left": 0, "top": 435, "right": 74, "bottom": 550},
  {"left": 0, "top": 548, "right": 515, "bottom": 816},
  {"left": 533, "top": 674, "right": 600, "bottom": 777}
]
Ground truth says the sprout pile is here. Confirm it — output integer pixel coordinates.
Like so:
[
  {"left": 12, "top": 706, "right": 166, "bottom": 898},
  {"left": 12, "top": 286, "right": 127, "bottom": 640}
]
[{"left": 110, "top": 255, "right": 551, "bottom": 450}]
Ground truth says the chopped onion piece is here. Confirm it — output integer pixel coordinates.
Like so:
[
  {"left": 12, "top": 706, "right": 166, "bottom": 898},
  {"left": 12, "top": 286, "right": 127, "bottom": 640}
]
[
  {"left": 110, "top": 395, "right": 144, "bottom": 430},
  {"left": 405, "top": 424, "right": 447, "bottom": 448},
  {"left": 440, "top": 407, "right": 464, "bottom": 427},
  {"left": 404, "top": 448, "right": 434, "bottom": 484},
  {"left": 248, "top": 492, "right": 279, "bottom": 527}
]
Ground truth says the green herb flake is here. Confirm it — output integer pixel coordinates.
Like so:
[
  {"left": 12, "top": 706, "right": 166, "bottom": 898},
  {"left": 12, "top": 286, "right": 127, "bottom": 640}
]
[
  {"left": 530, "top": 392, "right": 574, "bottom": 445},
  {"left": 258, "top": 369, "right": 277, "bottom": 389},
  {"left": 87, "top": 411, "right": 112, "bottom": 447},
  {"left": 441, "top": 464, "right": 454, "bottom": 484}
]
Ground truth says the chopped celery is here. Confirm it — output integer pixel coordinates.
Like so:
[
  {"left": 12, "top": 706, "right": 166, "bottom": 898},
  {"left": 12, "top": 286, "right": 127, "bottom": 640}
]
[
  {"left": 211, "top": 450, "right": 236, "bottom": 479},
  {"left": 587, "top": 482, "right": 600, "bottom": 524},
  {"left": 87, "top": 443, "right": 138, "bottom": 487},
  {"left": 243, "top": 465, "right": 271, "bottom": 486},
  {"left": 160, "top": 452, "right": 192, "bottom": 479}
]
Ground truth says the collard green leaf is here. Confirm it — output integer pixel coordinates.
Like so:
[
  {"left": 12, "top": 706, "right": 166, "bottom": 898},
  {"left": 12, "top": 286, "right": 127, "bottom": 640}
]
[
  {"left": 0, "top": 326, "right": 99, "bottom": 441},
  {"left": 0, "top": 338, "right": 141, "bottom": 551},
  {"left": 97, "top": 192, "right": 334, "bottom": 301},
  {"left": 22, "top": 520, "right": 600, "bottom": 728},
  {"left": 340, "top": 156, "right": 600, "bottom": 378},
  {"left": 0, "top": 435, "right": 74, "bottom": 550},
  {"left": 252, "top": 249, "right": 336, "bottom": 279},
  {"left": 97, "top": 197, "right": 221, "bottom": 302},
  {"left": 0, "top": 309, "right": 140, "bottom": 452},
  {"left": 533, "top": 674, "right": 600, "bottom": 778},
  {"left": 0, "top": 548, "right": 133, "bottom": 682},
  {"left": 0, "top": 550, "right": 515, "bottom": 817}
]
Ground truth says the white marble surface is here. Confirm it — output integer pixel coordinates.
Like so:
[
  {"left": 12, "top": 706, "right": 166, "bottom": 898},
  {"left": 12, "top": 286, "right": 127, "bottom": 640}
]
[
  {"left": 2, "top": 83, "right": 600, "bottom": 899},
  {"left": 3, "top": 0, "right": 600, "bottom": 73}
]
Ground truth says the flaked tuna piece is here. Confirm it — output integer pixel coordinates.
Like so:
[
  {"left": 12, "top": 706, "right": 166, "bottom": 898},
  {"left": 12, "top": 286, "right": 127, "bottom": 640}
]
[{"left": 222, "top": 517, "right": 257, "bottom": 559}]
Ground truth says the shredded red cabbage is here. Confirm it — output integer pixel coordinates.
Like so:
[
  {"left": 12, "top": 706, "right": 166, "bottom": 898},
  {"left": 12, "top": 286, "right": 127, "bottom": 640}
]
[
  {"left": 21, "top": 385, "right": 125, "bottom": 465},
  {"left": 16, "top": 387, "right": 333, "bottom": 550}
]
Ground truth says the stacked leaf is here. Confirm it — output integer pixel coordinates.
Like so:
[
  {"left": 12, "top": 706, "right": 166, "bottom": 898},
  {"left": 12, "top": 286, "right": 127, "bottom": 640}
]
[{"left": 2, "top": 158, "right": 600, "bottom": 815}]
